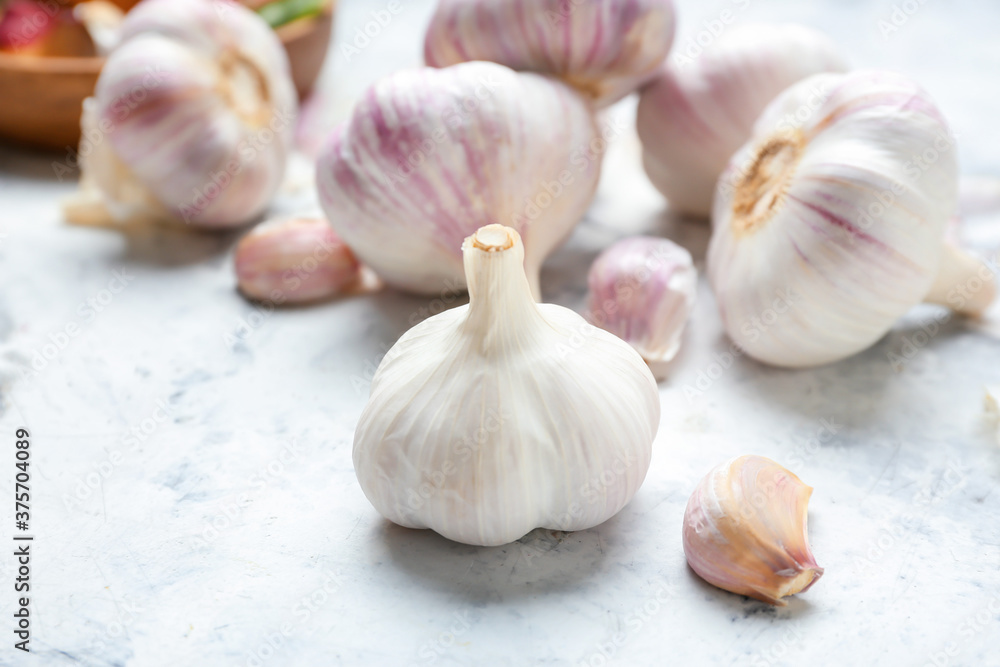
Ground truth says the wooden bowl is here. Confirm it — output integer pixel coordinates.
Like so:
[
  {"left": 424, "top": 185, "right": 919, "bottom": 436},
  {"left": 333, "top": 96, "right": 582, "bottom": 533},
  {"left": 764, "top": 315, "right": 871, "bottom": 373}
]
[{"left": 0, "top": 0, "right": 334, "bottom": 151}]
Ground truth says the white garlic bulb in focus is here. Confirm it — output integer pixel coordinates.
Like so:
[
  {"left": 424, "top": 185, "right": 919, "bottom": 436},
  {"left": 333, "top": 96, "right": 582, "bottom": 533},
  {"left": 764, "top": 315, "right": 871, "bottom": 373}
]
[
  {"left": 316, "top": 62, "right": 601, "bottom": 299},
  {"left": 588, "top": 236, "right": 696, "bottom": 378},
  {"left": 637, "top": 23, "right": 847, "bottom": 217},
  {"left": 424, "top": 0, "right": 676, "bottom": 108},
  {"left": 709, "top": 70, "right": 996, "bottom": 367},
  {"left": 64, "top": 0, "right": 297, "bottom": 229},
  {"left": 354, "top": 225, "right": 660, "bottom": 547}
]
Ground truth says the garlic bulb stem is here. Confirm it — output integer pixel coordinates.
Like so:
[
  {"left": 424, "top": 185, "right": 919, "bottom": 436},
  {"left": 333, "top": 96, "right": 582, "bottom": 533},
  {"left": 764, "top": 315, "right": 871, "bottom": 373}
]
[{"left": 924, "top": 244, "right": 998, "bottom": 316}]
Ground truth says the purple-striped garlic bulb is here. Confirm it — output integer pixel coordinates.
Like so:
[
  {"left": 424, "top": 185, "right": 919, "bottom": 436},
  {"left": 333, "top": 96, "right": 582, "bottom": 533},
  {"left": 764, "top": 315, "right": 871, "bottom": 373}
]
[
  {"left": 63, "top": 0, "right": 297, "bottom": 229},
  {"left": 709, "top": 70, "right": 996, "bottom": 368},
  {"left": 234, "top": 218, "right": 361, "bottom": 304},
  {"left": 637, "top": 23, "right": 847, "bottom": 217},
  {"left": 587, "top": 236, "right": 696, "bottom": 378},
  {"left": 424, "top": 0, "right": 676, "bottom": 108},
  {"left": 315, "top": 61, "right": 601, "bottom": 299},
  {"left": 683, "top": 455, "right": 823, "bottom": 606}
]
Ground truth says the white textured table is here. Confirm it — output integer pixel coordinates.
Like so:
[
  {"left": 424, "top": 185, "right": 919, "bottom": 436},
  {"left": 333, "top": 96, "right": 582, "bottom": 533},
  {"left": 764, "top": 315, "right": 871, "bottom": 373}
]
[{"left": 1, "top": 1, "right": 999, "bottom": 665}]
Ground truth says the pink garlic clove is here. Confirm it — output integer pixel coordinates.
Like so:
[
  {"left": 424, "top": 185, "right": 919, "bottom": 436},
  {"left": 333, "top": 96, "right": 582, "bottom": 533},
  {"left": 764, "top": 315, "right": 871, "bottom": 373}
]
[
  {"left": 234, "top": 217, "right": 361, "bottom": 303},
  {"left": 587, "top": 236, "right": 696, "bottom": 379},
  {"left": 683, "top": 455, "right": 824, "bottom": 606}
]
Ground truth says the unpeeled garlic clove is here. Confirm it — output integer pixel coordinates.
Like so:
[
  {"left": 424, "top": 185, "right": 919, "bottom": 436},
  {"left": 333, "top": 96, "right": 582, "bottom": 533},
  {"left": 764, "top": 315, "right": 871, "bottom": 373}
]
[
  {"left": 64, "top": 0, "right": 298, "bottom": 229},
  {"left": 637, "top": 23, "right": 847, "bottom": 217},
  {"left": 587, "top": 236, "right": 696, "bottom": 378},
  {"left": 683, "top": 455, "right": 823, "bottom": 606},
  {"left": 709, "top": 70, "right": 996, "bottom": 367},
  {"left": 315, "top": 61, "right": 601, "bottom": 300},
  {"left": 234, "top": 218, "right": 361, "bottom": 303},
  {"left": 424, "top": 0, "right": 676, "bottom": 108}
]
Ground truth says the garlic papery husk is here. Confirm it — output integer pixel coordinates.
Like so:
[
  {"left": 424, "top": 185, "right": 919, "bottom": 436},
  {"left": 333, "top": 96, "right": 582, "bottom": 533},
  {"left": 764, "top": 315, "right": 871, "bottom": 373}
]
[
  {"left": 708, "top": 70, "right": 996, "bottom": 368},
  {"left": 353, "top": 224, "right": 660, "bottom": 547},
  {"left": 637, "top": 23, "right": 847, "bottom": 217},
  {"left": 63, "top": 0, "right": 297, "bottom": 229},
  {"left": 587, "top": 236, "right": 696, "bottom": 378},
  {"left": 234, "top": 217, "right": 361, "bottom": 304},
  {"left": 424, "top": 0, "right": 676, "bottom": 108},
  {"left": 315, "top": 62, "right": 601, "bottom": 300},
  {"left": 683, "top": 455, "right": 823, "bottom": 606}
]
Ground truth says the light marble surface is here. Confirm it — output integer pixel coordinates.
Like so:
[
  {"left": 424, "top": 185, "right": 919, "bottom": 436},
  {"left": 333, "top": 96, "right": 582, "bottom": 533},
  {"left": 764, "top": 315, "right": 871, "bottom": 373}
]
[{"left": 1, "top": 0, "right": 999, "bottom": 665}]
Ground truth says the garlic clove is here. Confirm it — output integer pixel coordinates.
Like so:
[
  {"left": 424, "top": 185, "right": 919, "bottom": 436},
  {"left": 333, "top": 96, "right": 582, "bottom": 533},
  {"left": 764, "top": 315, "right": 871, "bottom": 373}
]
[
  {"left": 63, "top": 0, "right": 298, "bottom": 230},
  {"left": 424, "top": 0, "right": 676, "bottom": 108},
  {"left": 708, "top": 70, "right": 994, "bottom": 367},
  {"left": 637, "top": 23, "right": 847, "bottom": 217},
  {"left": 353, "top": 224, "right": 660, "bottom": 547},
  {"left": 315, "top": 62, "right": 601, "bottom": 300},
  {"left": 234, "top": 217, "right": 362, "bottom": 304},
  {"left": 683, "top": 455, "right": 823, "bottom": 606},
  {"left": 587, "top": 236, "right": 696, "bottom": 378}
]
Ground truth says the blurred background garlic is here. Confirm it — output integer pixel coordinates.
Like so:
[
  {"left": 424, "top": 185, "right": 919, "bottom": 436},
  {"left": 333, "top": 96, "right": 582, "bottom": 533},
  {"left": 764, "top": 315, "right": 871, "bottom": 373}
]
[
  {"left": 354, "top": 225, "right": 660, "bottom": 546},
  {"left": 424, "top": 0, "right": 676, "bottom": 108},
  {"left": 63, "top": 0, "right": 298, "bottom": 229},
  {"left": 316, "top": 61, "right": 601, "bottom": 299},
  {"left": 637, "top": 23, "right": 847, "bottom": 217},
  {"left": 587, "top": 236, "right": 696, "bottom": 378},
  {"left": 709, "top": 70, "right": 997, "bottom": 368},
  {"left": 234, "top": 217, "right": 361, "bottom": 304},
  {"left": 683, "top": 455, "right": 823, "bottom": 606}
]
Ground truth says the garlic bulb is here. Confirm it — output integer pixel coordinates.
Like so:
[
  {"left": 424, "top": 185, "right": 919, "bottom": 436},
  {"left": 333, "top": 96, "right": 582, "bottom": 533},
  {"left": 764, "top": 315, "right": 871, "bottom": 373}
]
[
  {"left": 64, "top": 0, "right": 297, "bottom": 229},
  {"left": 316, "top": 62, "right": 601, "bottom": 299},
  {"left": 587, "top": 236, "right": 696, "bottom": 378},
  {"left": 637, "top": 23, "right": 847, "bottom": 217},
  {"left": 709, "top": 70, "right": 997, "bottom": 368},
  {"left": 234, "top": 217, "right": 361, "bottom": 303},
  {"left": 353, "top": 225, "right": 660, "bottom": 547},
  {"left": 424, "top": 0, "right": 676, "bottom": 108},
  {"left": 683, "top": 455, "right": 823, "bottom": 606}
]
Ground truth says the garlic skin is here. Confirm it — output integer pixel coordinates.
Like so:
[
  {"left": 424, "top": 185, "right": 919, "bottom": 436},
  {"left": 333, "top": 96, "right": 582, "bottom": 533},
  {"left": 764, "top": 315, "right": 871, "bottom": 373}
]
[
  {"left": 65, "top": 0, "right": 297, "bottom": 229},
  {"left": 637, "top": 23, "right": 847, "bottom": 217},
  {"left": 587, "top": 236, "right": 696, "bottom": 378},
  {"left": 353, "top": 225, "right": 660, "bottom": 547},
  {"left": 424, "top": 0, "right": 676, "bottom": 108},
  {"left": 235, "top": 218, "right": 361, "bottom": 303},
  {"left": 709, "top": 70, "right": 996, "bottom": 368},
  {"left": 316, "top": 62, "right": 601, "bottom": 299},
  {"left": 683, "top": 455, "right": 823, "bottom": 606}
]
